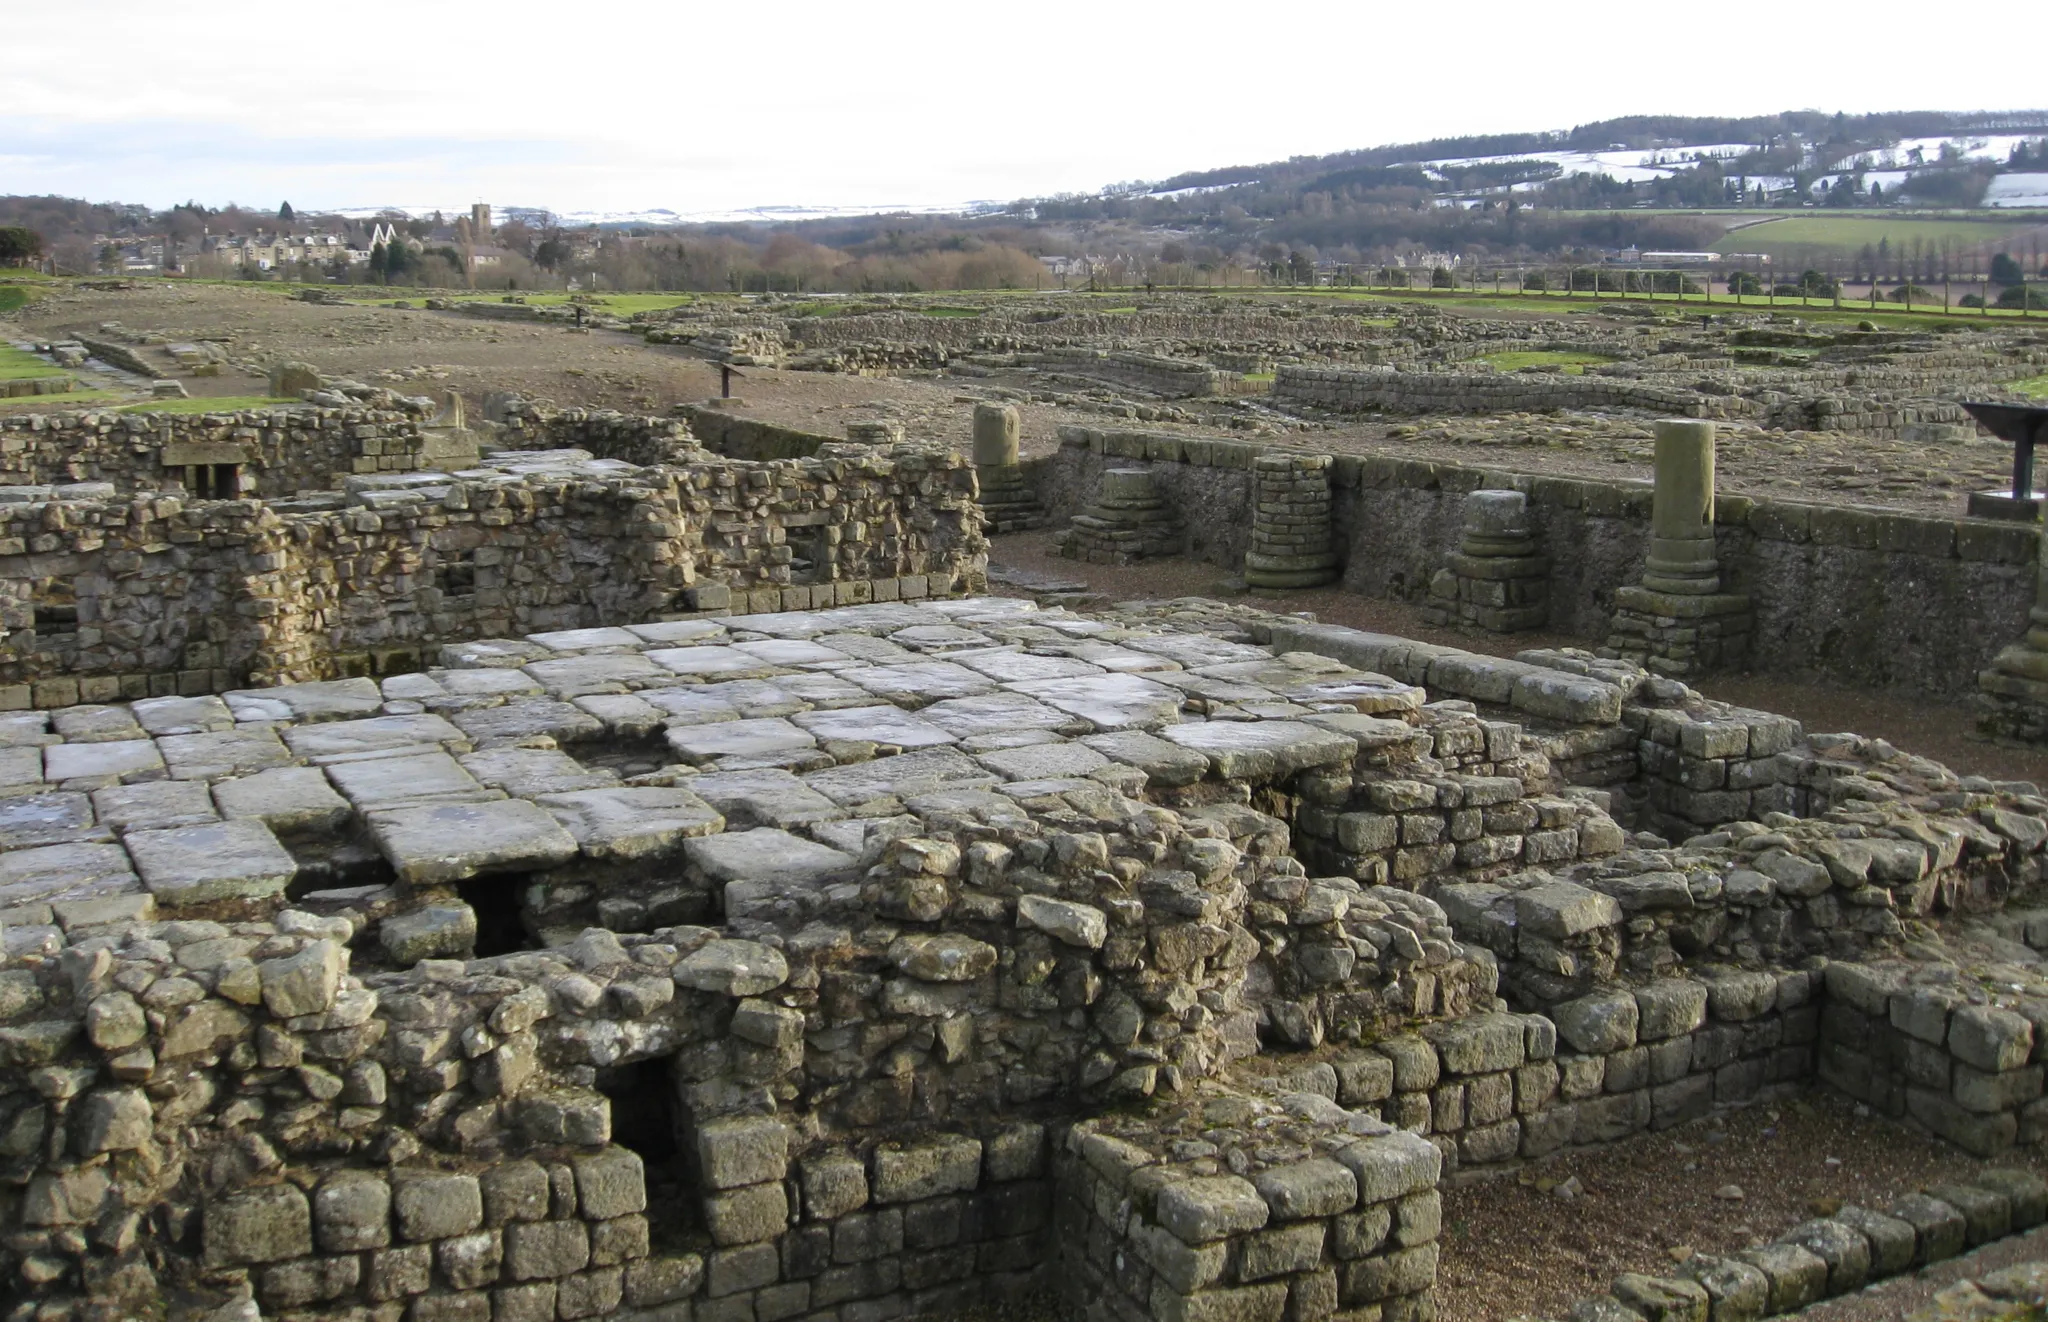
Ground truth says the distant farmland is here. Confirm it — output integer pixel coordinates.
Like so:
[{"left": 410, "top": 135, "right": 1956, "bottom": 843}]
[{"left": 1712, "top": 214, "right": 2048, "bottom": 272}]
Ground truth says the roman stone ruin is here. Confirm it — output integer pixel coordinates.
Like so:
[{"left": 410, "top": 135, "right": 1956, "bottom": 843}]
[{"left": 9, "top": 288, "right": 2048, "bottom": 1322}]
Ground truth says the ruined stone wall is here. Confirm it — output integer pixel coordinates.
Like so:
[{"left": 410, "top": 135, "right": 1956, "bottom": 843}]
[
  {"left": 1042, "top": 428, "right": 2038, "bottom": 700},
  {"left": 1023, "top": 350, "right": 1220, "bottom": 398},
  {"left": 0, "top": 443, "right": 987, "bottom": 703},
  {"left": 0, "top": 408, "right": 429, "bottom": 498},
  {"left": 671, "top": 407, "right": 831, "bottom": 462}
]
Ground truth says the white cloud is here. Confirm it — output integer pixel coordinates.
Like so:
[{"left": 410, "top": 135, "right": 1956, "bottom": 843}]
[{"left": 4, "top": 0, "right": 2036, "bottom": 214}]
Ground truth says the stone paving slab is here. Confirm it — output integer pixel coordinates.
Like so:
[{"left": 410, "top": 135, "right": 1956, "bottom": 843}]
[
  {"left": 367, "top": 799, "right": 580, "bottom": 884},
  {"left": 0, "top": 713, "right": 57, "bottom": 748},
  {"left": 802, "top": 746, "right": 1000, "bottom": 808},
  {"left": 44, "top": 738, "right": 164, "bottom": 786},
  {"left": 127, "top": 819, "right": 296, "bottom": 906},
  {"left": 687, "top": 770, "right": 845, "bottom": 829},
  {"left": 733, "top": 639, "right": 856, "bottom": 670},
  {"left": 765, "top": 674, "right": 876, "bottom": 710},
  {"left": 1162, "top": 720, "right": 1359, "bottom": 780},
  {"left": 91, "top": 781, "right": 219, "bottom": 834},
  {"left": 210, "top": 767, "right": 352, "bottom": 835},
  {"left": 129, "top": 695, "right": 236, "bottom": 736},
  {"left": 790, "top": 705, "right": 957, "bottom": 750},
  {"left": 438, "top": 638, "right": 553, "bottom": 669},
  {"left": 889, "top": 624, "right": 997, "bottom": 653},
  {"left": 450, "top": 700, "right": 605, "bottom": 745},
  {"left": 459, "top": 748, "right": 618, "bottom": 798},
  {"left": 917, "top": 692, "right": 1077, "bottom": 737},
  {"left": 973, "top": 741, "right": 1114, "bottom": 782},
  {"left": 522, "top": 653, "right": 668, "bottom": 696},
  {"left": 840, "top": 661, "right": 997, "bottom": 707},
  {"left": 812, "top": 633, "right": 919, "bottom": 666},
  {"left": 0, "top": 841, "right": 137, "bottom": 908},
  {"left": 156, "top": 729, "right": 294, "bottom": 782},
  {"left": 0, "top": 793, "right": 100, "bottom": 849},
  {"left": 0, "top": 746, "right": 43, "bottom": 793},
  {"left": 667, "top": 718, "right": 817, "bottom": 767},
  {"left": 538, "top": 787, "right": 724, "bottom": 860},
  {"left": 224, "top": 678, "right": 383, "bottom": 723},
  {"left": 52, "top": 705, "right": 144, "bottom": 744},
  {"left": 525, "top": 627, "right": 645, "bottom": 652},
  {"left": 284, "top": 714, "right": 469, "bottom": 763},
  {"left": 626, "top": 619, "right": 728, "bottom": 646},
  {"left": 1006, "top": 674, "right": 1185, "bottom": 731},
  {"left": 684, "top": 828, "right": 858, "bottom": 928},
  {"left": 948, "top": 648, "right": 1106, "bottom": 683},
  {"left": 324, "top": 751, "right": 498, "bottom": 813},
  {"left": 645, "top": 646, "right": 783, "bottom": 679},
  {"left": 571, "top": 694, "right": 666, "bottom": 738}
]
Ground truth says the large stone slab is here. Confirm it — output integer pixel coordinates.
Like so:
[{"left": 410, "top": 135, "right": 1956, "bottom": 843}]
[
  {"left": 1162, "top": 720, "right": 1358, "bottom": 780},
  {"left": 526, "top": 627, "right": 645, "bottom": 652},
  {"left": 522, "top": 653, "right": 667, "bottom": 696},
  {"left": 459, "top": 748, "right": 616, "bottom": 798},
  {"left": 284, "top": 714, "right": 469, "bottom": 763},
  {"left": 0, "top": 793, "right": 102, "bottom": 849},
  {"left": 128, "top": 819, "right": 297, "bottom": 906},
  {"left": 92, "top": 781, "right": 219, "bottom": 833},
  {"left": 156, "top": 728, "right": 294, "bottom": 781},
  {"left": 948, "top": 648, "right": 1106, "bottom": 683},
  {"left": 627, "top": 620, "right": 728, "bottom": 646},
  {"left": 324, "top": 751, "right": 496, "bottom": 813},
  {"left": 790, "top": 706, "right": 957, "bottom": 750},
  {"left": 918, "top": 692, "right": 1075, "bottom": 738},
  {"left": 685, "top": 829, "right": 857, "bottom": 928},
  {"left": 975, "top": 741, "right": 1111, "bottom": 782},
  {"left": 451, "top": 700, "right": 605, "bottom": 745},
  {"left": 223, "top": 678, "right": 383, "bottom": 723},
  {"left": 52, "top": 705, "right": 144, "bottom": 744},
  {"left": 733, "top": 639, "right": 855, "bottom": 670},
  {"left": 130, "top": 695, "right": 236, "bottom": 736},
  {"left": 1006, "top": 674, "right": 1184, "bottom": 731},
  {"left": 889, "top": 624, "right": 997, "bottom": 653},
  {"left": 839, "top": 662, "right": 997, "bottom": 707},
  {"left": 802, "top": 747, "right": 999, "bottom": 808},
  {"left": 211, "top": 767, "right": 353, "bottom": 835},
  {"left": 44, "top": 739, "right": 164, "bottom": 785},
  {"left": 688, "top": 770, "right": 846, "bottom": 829},
  {"left": 0, "top": 842, "right": 137, "bottom": 908},
  {"left": 538, "top": 787, "right": 724, "bottom": 860},
  {"left": 368, "top": 800, "right": 580, "bottom": 884},
  {"left": 1080, "top": 730, "right": 1212, "bottom": 787},
  {"left": 667, "top": 718, "right": 817, "bottom": 766},
  {"left": 645, "top": 646, "right": 782, "bottom": 680}
]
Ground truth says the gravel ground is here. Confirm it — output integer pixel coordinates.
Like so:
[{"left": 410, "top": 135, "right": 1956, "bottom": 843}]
[
  {"left": 986, "top": 529, "right": 2048, "bottom": 788},
  {"left": 1435, "top": 1085, "right": 2048, "bottom": 1322}
]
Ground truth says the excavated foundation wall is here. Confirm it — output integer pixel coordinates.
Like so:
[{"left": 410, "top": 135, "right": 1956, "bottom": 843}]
[
  {"left": 0, "top": 408, "right": 433, "bottom": 498},
  {"left": 0, "top": 447, "right": 986, "bottom": 706},
  {"left": 1038, "top": 428, "right": 2038, "bottom": 700}
]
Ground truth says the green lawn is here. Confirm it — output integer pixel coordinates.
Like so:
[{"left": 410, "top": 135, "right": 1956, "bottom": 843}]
[
  {"left": 0, "top": 287, "right": 37, "bottom": 315},
  {"left": 1483, "top": 349, "right": 1615, "bottom": 374},
  {"left": 922, "top": 306, "right": 984, "bottom": 317},
  {"left": 2014, "top": 375, "right": 2048, "bottom": 400},
  {"left": 1712, "top": 214, "right": 2045, "bottom": 262},
  {"left": 0, "top": 346, "right": 69, "bottom": 382},
  {"left": 120, "top": 395, "right": 299, "bottom": 415}
]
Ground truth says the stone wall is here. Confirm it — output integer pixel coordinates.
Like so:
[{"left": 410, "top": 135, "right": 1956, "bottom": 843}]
[
  {"left": 671, "top": 407, "right": 833, "bottom": 462},
  {"left": 1041, "top": 427, "right": 2039, "bottom": 700},
  {"left": 0, "top": 407, "right": 432, "bottom": 499},
  {"left": 0, "top": 441, "right": 987, "bottom": 704},
  {"left": 1024, "top": 350, "right": 1220, "bottom": 399}
]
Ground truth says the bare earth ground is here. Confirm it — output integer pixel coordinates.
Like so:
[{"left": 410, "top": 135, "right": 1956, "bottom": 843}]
[
  {"left": 7, "top": 283, "right": 2033, "bottom": 519},
  {"left": 988, "top": 529, "right": 2048, "bottom": 788},
  {"left": 1435, "top": 1085, "right": 2048, "bottom": 1321}
]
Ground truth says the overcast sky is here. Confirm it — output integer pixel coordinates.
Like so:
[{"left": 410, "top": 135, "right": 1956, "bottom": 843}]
[{"left": 4, "top": 0, "right": 2036, "bottom": 218}]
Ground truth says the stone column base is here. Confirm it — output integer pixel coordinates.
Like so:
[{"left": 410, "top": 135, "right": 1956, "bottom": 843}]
[
  {"left": 1602, "top": 586, "right": 1752, "bottom": 677},
  {"left": 1977, "top": 653, "right": 2048, "bottom": 741},
  {"left": 1421, "top": 552, "right": 1550, "bottom": 631},
  {"left": 1244, "top": 551, "right": 1337, "bottom": 589}
]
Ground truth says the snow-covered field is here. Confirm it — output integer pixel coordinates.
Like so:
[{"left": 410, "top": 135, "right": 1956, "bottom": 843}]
[{"left": 1987, "top": 173, "right": 2048, "bottom": 208}]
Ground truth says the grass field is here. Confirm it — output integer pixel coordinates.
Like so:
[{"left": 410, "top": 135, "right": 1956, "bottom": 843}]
[
  {"left": 2015, "top": 375, "right": 2048, "bottom": 400},
  {"left": 120, "top": 395, "right": 298, "bottom": 415},
  {"left": 0, "top": 346, "right": 68, "bottom": 382},
  {"left": 0, "top": 288, "right": 36, "bottom": 315},
  {"left": 1712, "top": 215, "right": 2046, "bottom": 262},
  {"left": 1483, "top": 349, "right": 1614, "bottom": 374},
  {"left": 922, "top": 306, "right": 983, "bottom": 317}
]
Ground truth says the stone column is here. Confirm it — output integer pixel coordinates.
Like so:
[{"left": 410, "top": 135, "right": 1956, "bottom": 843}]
[
  {"left": 970, "top": 402, "right": 1046, "bottom": 532},
  {"left": 1244, "top": 453, "right": 1337, "bottom": 589},
  {"left": 1423, "top": 489, "right": 1549, "bottom": 631},
  {"left": 1976, "top": 533, "right": 2048, "bottom": 741},
  {"left": 1603, "top": 419, "right": 1751, "bottom": 677},
  {"left": 1054, "top": 467, "right": 1181, "bottom": 564}
]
